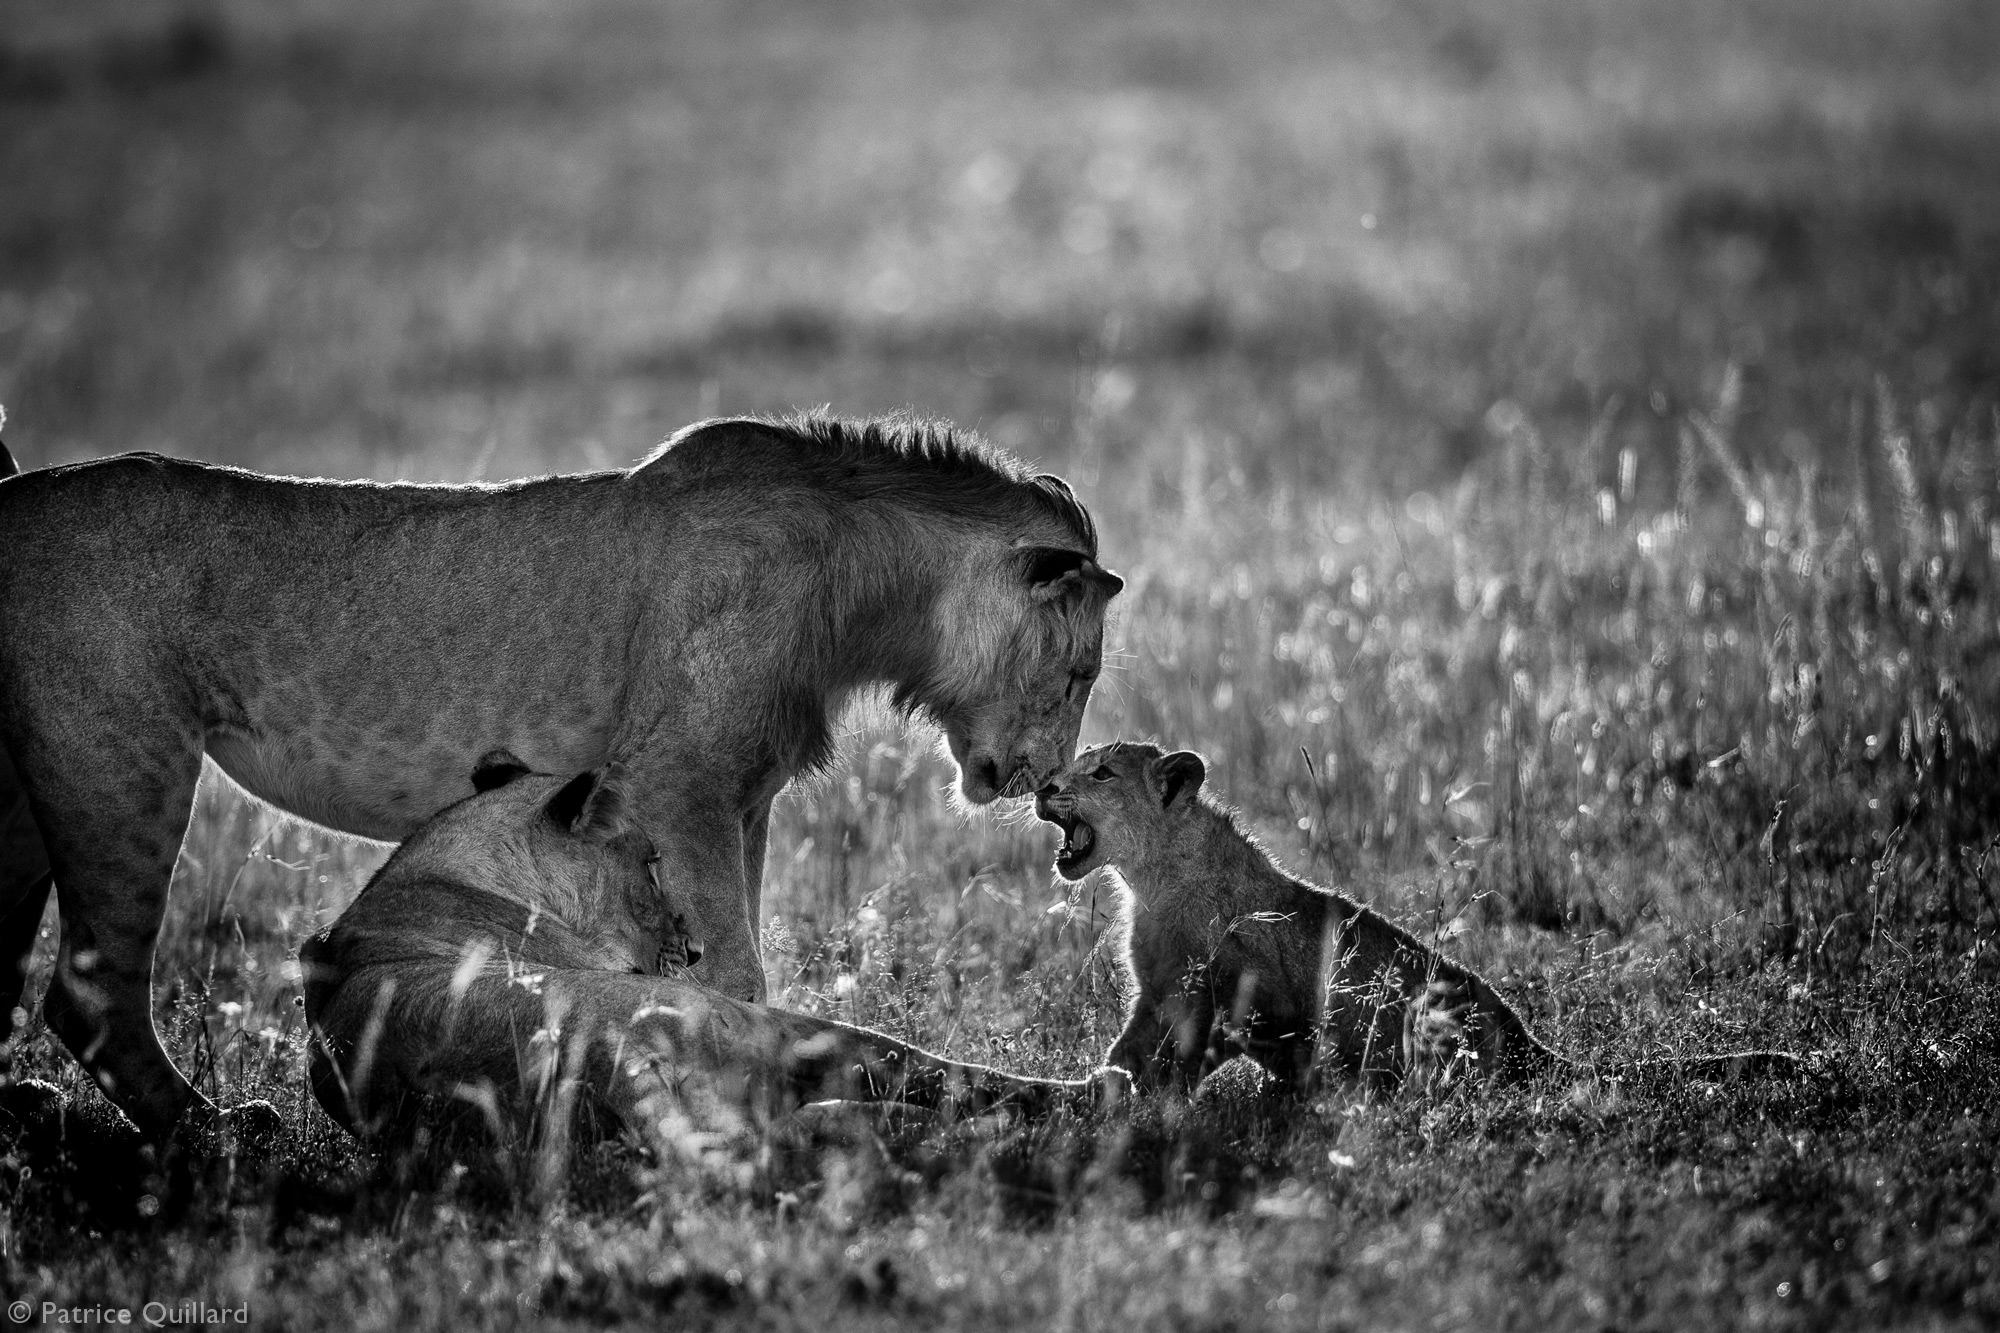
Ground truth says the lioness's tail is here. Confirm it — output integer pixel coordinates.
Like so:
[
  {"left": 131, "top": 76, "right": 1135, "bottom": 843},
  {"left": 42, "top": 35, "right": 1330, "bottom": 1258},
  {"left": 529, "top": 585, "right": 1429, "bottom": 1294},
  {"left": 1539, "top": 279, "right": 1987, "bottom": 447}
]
[
  {"left": 1590, "top": 1049, "right": 1809, "bottom": 1083},
  {"left": 765, "top": 1011, "right": 1091, "bottom": 1119},
  {"left": 1638, "top": 1049, "right": 1808, "bottom": 1079}
]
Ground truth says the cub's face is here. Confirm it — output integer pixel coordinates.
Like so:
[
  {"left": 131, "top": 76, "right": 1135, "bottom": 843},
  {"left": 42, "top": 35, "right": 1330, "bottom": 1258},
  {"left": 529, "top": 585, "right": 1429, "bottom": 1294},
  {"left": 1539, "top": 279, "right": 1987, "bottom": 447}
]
[
  {"left": 464, "top": 752, "right": 704, "bottom": 975},
  {"left": 1033, "top": 742, "right": 1207, "bottom": 882}
]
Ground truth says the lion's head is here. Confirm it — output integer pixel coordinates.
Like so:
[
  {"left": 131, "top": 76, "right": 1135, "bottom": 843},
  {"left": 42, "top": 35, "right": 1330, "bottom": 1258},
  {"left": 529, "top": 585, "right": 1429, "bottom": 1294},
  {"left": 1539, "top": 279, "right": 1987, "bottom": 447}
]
[
  {"left": 447, "top": 750, "right": 705, "bottom": 974},
  {"left": 1033, "top": 741, "right": 1207, "bottom": 880},
  {"left": 920, "top": 506, "right": 1124, "bottom": 804},
  {"left": 652, "top": 414, "right": 1126, "bottom": 808}
]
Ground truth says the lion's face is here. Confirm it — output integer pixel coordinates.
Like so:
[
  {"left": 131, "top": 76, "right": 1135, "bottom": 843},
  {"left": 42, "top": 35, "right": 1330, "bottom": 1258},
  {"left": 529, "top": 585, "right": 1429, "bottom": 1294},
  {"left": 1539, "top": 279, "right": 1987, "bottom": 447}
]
[
  {"left": 943, "top": 638, "right": 1103, "bottom": 804},
  {"left": 582, "top": 828, "right": 705, "bottom": 976},
  {"left": 464, "top": 752, "right": 704, "bottom": 974},
  {"left": 935, "top": 545, "right": 1122, "bottom": 804},
  {"left": 1034, "top": 741, "right": 1207, "bottom": 881}
]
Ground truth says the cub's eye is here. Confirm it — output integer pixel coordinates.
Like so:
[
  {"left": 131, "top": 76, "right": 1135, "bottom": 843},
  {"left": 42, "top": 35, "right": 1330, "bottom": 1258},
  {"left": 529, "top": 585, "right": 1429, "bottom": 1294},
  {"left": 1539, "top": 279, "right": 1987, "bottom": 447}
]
[{"left": 1090, "top": 765, "right": 1117, "bottom": 782}]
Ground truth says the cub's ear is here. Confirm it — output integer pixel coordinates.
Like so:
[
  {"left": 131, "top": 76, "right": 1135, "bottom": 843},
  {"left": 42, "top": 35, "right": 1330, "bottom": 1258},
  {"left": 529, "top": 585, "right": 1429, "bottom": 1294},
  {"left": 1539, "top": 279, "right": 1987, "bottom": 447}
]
[
  {"left": 1147, "top": 750, "right": 1206, "bottom": 809},
  {"left": 1018, "top": 547, "right": 1126, "bottom": 601},
  {"left": 545, "top": 764, "right": 630, "bottom": 839},
  {"left": 471, "top": 748, "right": 533, "bottom": 793}
]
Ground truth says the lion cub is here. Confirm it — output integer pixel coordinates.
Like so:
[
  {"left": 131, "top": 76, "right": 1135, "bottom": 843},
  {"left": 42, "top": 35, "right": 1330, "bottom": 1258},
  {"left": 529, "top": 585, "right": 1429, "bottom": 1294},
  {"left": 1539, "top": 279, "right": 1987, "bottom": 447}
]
[{"left": 1037, "top": 742, "right": 1797, "bottom": 1095}]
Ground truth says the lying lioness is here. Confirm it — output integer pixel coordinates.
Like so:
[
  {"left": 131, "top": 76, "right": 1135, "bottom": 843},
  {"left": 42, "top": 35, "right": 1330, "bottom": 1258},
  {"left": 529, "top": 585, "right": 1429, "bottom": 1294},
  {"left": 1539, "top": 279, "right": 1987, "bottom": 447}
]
[
  {"left": 303, "top": 751, "right": 1078, "bottom": 1164},
  {"left": 1035, "top": 742, "right": 1802, "bottom": 1094}
]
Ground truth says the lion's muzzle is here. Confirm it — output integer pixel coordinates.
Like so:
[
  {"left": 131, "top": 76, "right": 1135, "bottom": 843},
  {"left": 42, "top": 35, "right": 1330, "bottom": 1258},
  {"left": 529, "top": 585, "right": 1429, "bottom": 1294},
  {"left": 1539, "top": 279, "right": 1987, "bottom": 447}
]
[{"left": 658, "top": 929, "right": 703, "bottom": 975}]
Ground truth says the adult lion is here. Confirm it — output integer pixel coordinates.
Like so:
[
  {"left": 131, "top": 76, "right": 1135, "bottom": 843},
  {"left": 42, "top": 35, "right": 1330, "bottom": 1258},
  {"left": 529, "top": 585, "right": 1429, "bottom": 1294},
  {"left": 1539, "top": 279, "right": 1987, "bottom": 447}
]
[
  {"left": 0, "top": 415, "right": 1120, "bottom": 1142},
  {"left": 304, "top": 751, "right": 1075, "bottom": 1173}
]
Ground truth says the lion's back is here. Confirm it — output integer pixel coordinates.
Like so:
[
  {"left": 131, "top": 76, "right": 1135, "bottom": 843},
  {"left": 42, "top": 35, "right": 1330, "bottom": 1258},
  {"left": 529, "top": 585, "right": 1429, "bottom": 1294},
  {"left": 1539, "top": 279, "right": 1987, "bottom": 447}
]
[
  {"left": 0, "top": 450, "right": 642, "bottom": 613},
  {"left": 0, "top": 454, "right": 345, "bottom": 648},
  {"left": 0, "top": 454, "right": 650, "bottom": 836}
]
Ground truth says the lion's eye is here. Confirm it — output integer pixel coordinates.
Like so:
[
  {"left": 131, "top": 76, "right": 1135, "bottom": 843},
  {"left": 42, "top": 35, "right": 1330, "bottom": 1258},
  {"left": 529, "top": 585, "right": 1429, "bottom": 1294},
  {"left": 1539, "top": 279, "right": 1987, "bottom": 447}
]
[{"left": 1090, "top": 766, "right": 1117, "bottom": 782}]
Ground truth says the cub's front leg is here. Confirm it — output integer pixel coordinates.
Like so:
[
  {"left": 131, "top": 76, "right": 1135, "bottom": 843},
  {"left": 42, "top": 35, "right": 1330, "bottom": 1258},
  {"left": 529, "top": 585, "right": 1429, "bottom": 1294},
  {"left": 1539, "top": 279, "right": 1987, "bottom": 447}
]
[
  {"left": 1104, "top": 983, "right": 1215, "bottom": 1094},
  {"left": 1102, "top": 1000, "right": 1165, "bottom": 1090}
]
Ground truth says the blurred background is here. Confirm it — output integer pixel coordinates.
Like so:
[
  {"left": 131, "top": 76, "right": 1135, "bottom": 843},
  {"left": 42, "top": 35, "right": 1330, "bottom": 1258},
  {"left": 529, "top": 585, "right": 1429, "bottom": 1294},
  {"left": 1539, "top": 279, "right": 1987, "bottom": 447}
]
[
  {"left": 3, "top": 0, "right": 1998, "bottom": 1058},
  {"left": 5, "top": 0, "right": 1993, "bottom": 488}
]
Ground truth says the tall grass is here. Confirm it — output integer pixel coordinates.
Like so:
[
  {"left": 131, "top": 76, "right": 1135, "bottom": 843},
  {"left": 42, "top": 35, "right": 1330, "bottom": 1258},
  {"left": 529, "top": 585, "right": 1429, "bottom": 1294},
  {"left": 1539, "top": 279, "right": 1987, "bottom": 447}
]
[{"left": 5, "top": 368, "right": 1983, "bottom": 1328}]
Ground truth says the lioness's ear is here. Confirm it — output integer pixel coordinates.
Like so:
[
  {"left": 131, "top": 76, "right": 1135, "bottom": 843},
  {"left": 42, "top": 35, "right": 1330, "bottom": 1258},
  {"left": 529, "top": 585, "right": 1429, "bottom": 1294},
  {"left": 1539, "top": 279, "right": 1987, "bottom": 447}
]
[
  {"left": 1019, "top": 547, "right": 1124, "bottom": 601},
  {"left": 471, "top": 748, "right": 533, "bottom": 793},
  {"left": 545, "top": 765, "right": 629, "bottom": 839},
  {"left": 1148, "top": 750, "right": 1206, "bottom": 809}
]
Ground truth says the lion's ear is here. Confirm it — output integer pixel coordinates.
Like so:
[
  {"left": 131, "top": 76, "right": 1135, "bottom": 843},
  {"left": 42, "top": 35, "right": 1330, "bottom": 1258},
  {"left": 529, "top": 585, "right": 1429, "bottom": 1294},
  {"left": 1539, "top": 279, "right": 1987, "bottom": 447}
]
[
  {"left": 1019, "top": 547, "right": 1124, "bottom": 602},
  {"left": 545, "top": 765, "right": 630, "bottom": 839},
  {"left": 1148, "top": 750, "right": 1206, "bottom": 809},
  {"left": 471, "top": 749, "right": 533, "bottom": 793}
]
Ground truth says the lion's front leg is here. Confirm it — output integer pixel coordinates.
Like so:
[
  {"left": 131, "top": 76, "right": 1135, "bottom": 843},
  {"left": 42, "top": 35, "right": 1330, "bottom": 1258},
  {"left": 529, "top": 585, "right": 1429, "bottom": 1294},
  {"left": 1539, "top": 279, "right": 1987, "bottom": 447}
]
[
  {"left": 623, "top": 774, "right": 765, "bottom": 1004},
  {"left": 741, "top": 797, "right": 772, "bottom": 964}
]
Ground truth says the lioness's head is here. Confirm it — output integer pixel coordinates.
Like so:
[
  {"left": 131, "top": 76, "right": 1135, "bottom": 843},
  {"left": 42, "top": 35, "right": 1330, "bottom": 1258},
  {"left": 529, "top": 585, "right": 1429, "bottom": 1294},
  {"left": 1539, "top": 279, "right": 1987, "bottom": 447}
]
[
  {"left": 923, "top": 529, "right": 1124, "bottom": 805},
  {"left": 445, "top": 750, "right": 704, "bottom": 975},
  {"left": 1034, "top": 741, "right": 1207, "bottom": 881}
]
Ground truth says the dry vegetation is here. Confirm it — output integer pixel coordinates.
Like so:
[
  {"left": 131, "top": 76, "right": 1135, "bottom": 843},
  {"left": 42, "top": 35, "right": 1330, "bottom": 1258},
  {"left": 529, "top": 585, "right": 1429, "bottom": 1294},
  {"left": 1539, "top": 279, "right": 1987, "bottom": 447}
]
[{"left": 2, "top": 0, "right": 1998, "bottom": 1328}]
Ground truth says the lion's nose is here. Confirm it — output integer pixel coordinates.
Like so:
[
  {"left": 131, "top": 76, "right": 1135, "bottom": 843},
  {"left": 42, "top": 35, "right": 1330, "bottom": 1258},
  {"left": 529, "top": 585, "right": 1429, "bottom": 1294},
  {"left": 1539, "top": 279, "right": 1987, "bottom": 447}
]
[{"left": 683, "top": 936, "right": 704, "bottom": 967}]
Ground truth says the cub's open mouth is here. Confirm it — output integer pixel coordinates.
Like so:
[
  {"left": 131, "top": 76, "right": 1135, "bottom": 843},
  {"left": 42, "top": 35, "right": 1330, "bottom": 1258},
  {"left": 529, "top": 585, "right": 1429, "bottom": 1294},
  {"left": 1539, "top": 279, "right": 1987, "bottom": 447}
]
[
  {"left": 1035, "top": 790, "right": 1097, "bottom": 876},
  {"left": 1052, "top": 816, "right": 1096, "bottom": 875}
]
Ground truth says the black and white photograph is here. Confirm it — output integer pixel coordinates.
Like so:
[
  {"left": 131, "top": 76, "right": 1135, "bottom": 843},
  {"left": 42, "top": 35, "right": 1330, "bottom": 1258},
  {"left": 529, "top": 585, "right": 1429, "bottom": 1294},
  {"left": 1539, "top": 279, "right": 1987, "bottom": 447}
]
[{"left": 0, "top": 0, "right": 1995, "bottom": 1328}]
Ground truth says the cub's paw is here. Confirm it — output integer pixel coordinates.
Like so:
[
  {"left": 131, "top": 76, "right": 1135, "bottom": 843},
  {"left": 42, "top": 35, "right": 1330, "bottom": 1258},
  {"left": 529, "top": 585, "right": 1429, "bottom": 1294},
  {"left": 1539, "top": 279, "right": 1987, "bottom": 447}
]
[
  {"left": 0, "top": 1076, "right": 65, "bottom": 1138},
  {"left": 221, "top": 1099, "right": 287, "bottom": 1160},
  {"left": 1089, "top": 1065, "right": 1134, "bottom": 1112}
]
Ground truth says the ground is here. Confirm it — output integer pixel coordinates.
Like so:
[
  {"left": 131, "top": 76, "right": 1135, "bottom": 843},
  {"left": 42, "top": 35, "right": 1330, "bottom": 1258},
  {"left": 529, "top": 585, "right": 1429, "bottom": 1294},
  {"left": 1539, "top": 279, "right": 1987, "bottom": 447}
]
[{"left": 0, "top": 0, "right": 1996, "bottom": 1328}]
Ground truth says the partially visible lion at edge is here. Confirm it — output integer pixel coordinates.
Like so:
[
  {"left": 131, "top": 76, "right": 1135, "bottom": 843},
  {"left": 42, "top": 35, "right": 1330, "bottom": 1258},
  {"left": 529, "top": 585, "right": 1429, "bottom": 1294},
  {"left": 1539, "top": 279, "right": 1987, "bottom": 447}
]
[
  {"left": 303, "top": 751, "right": 1079, "bottom": 1186},
  {"left": 0, "top": 413, "right": 1121, "bottom": 1144}
]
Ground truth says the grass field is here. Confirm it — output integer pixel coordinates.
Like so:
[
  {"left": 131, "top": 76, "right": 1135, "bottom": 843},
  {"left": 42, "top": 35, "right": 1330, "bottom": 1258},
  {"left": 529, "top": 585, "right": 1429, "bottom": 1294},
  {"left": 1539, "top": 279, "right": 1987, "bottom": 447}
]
[{"left": 2, "top": 0, "right": 1998, "bottom": 1328}]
